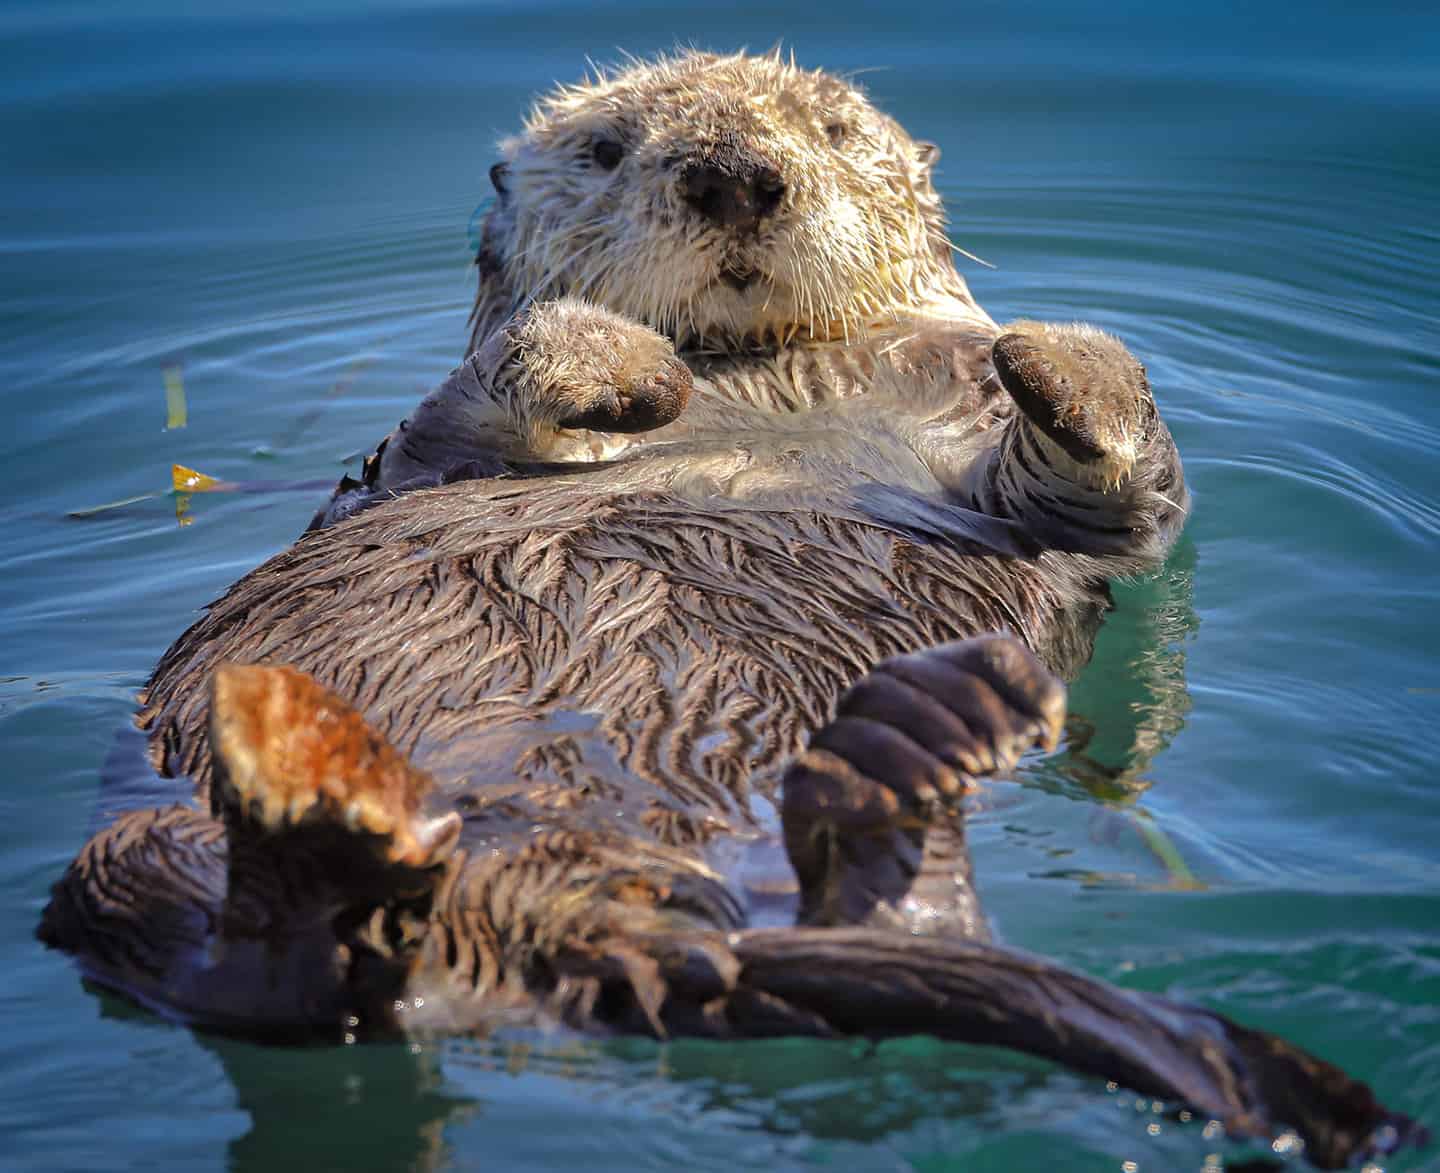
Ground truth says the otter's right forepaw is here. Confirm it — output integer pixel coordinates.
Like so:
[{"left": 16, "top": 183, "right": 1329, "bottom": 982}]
[
  {"left": 507, "top": 299, "right": 693, "bottom": 436},
  {"left": 209, "top": 664, "right": 461, "bottom": 871}
]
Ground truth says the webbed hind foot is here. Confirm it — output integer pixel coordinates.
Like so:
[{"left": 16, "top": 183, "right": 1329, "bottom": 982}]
[
  {"left": 38, "top": 670, "right": 463, "bottom": 1036},
  {"left": 210, "top": 664, "right": 461, "bottom": 871},
  {"left": 781, "top": 635, "right": 1063, "bottom": 933}
]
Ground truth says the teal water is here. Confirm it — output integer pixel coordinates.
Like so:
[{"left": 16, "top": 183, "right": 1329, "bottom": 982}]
[{"left": 3, "top": 2, "right": 1438, "bottom": 1169}]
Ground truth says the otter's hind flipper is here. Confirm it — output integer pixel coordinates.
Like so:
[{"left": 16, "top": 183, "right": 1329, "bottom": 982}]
[
  {"left": 40, "top": 666, "right": 462, "bottom": 1036},
  {"left": 209, "top": 664, "right": 460, "bottom": 873},
  {"left": 781, "top": 635, "right": 1063, "bottom": 936}
]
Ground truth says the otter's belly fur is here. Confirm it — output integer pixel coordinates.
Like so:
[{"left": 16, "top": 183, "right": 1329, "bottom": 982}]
[
  {"left": 143, "top": 471, "right": 1108, "bottom": 847},
  {"left": 38, "top": 383, "right": 1432, "bottom": 1169}
]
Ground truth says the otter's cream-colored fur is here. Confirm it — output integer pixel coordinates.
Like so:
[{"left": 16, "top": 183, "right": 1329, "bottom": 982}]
[
  {"left": 475, "top": 50, "right": 985, "bottom": 350},
  {"left": 319, "top": 50, "right": 1163, "bottom": 531}
]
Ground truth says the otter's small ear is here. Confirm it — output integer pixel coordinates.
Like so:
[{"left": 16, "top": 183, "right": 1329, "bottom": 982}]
[
  {"left": 489, "top": 162, "right": 511, "bottom": 196},
  {"left": 916, "top": 142, "right": 940, "bottom": 168}
]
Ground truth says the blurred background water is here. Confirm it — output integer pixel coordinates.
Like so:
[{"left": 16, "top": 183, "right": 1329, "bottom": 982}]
[{"left": 2, "top": 2, "right": 1438, "bottom": 1169}]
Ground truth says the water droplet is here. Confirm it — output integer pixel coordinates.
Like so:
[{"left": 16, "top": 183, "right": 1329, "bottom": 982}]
[{"left": 1271, "top": 1130, "right": 1304, "bottom": 1156}]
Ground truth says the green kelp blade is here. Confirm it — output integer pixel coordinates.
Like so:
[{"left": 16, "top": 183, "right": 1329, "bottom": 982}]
[
  {"left": 67, "top": 492, "right": 166, "bottom": 519},
  {"left": 70, "top": 464, "right": 334, "bottom": 521},
  {"left": 66, "top": 463, "right": 224, "bottom": 523},
  {"left": 173, "top": 463, "right": 224, "bottom": 527},
  {"left": 164, "top": 364, "right": 187, "bottom": 430},
  {"left": 1130, "top": 809, "right": 1203, "bottom": 890}
]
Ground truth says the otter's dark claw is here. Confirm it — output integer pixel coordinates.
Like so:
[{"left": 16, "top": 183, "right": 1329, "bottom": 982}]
[{"left": 810, "top": 633, "right": 1066, "bottom": 814}]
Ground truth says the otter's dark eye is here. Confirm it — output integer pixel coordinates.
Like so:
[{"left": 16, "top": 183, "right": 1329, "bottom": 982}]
[
  {"left": 825, "top": 122, "right": 848, "bottom": 148},
  {"left": 592, "top": 138, "right": 624, "bottom": 170}
]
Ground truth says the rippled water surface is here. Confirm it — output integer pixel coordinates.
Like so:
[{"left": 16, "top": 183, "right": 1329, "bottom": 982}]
[{"left": 3, "top": 2, "right": 1438, "bottom": 1169}]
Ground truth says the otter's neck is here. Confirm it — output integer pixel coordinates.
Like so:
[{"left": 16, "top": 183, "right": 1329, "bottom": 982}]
[{"left": 676, "top": 289, "right": 999, "bottom": 417}]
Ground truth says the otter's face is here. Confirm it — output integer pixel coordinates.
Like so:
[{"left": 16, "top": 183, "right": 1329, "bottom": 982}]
[{"left": 483, "top": 52, "right": 955, "bottom": 347}]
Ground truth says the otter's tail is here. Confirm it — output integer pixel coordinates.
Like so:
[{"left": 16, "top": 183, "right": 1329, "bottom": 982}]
[{"left": 564, "top": 925, "right": 1423, "bottom": 1171}]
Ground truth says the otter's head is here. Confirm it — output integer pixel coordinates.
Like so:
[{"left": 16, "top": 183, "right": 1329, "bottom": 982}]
[{"left": 475, "top": 51, "right": 964, "bottom": 349}]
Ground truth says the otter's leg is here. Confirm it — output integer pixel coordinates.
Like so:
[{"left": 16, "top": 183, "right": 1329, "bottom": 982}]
[
  {"left": 39, "top": 664, "right": 463, "bottom": 1036},
  {"left": 974, "top": 322, "right": 1189, "bottom": 558},
  {"left": 549, "top": 911, "right": 1423, "bottom": 1168},
  {"left": 311, "top": 298, "right": 692, "bottom": 530},
  {"left": 552, "top": 639, "right": 1421, "bottom": 1166},
  {"left": 540, "top": 902, "right": 1423, "bottom": 1168},
  {"left": 780, "top": 635, "right": 1063, "bottom": 936}
]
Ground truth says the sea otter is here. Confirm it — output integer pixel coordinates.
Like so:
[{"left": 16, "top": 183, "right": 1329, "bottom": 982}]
[{"left": 39, "top": 52, "right": 1423, "bottom": 1169}]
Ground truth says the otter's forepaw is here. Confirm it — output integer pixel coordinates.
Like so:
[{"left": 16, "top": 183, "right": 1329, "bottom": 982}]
[
  {"left": 507, "top": 299, "right": 693, "bottom": 436},
  {"left": 783, "top": 635, "right": 1065, "bottom": 827},
  {"left": 209, "top": 664, "right": 460, "bottom": 870},
  {"left": 993, "top": 321, "right": 1154, "bottom": 490}
]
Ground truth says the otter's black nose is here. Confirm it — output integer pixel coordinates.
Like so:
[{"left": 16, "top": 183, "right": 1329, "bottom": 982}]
[{"left": 679, "top": 157, "right": 785, "bottom": 233}]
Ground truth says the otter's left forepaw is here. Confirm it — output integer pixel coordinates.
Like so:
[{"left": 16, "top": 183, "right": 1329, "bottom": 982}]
[{"left": 993, "top": 321, "right": 1154, "bottom": 490}]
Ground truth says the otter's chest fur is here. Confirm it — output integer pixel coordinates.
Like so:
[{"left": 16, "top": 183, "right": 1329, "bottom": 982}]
[{"left": 677, "top": 321, "right": 1000, "bottom": 417}]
